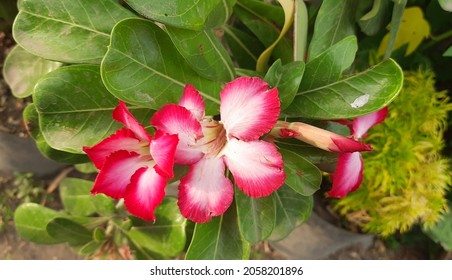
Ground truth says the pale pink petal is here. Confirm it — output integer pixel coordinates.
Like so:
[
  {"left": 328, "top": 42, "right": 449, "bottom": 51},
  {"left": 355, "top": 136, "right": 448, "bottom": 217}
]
[
  {"left": 151, "top": 104, "right": 204, "bottom": 165},
  {"left": 329, "top": 152, "right": 363, "bottom": 198},
  {"left": 113, "top": 101, "right": 151, "bottom": 142},
  {"left": 178, "top": 157, "right": 233, "bottom": 223},
  {"left": 124, "top": 166, "right": 167, "bottom": 221},
  {"left": 83, "top": 128, "right": 142, "bottom": 169},
  {"left": 220, "top": 77, "right": 280, "bottom": 141},
  {"left": 178, "top": 84, "right": 205, "bottom": 121},
  {"left": 150, "top": 131, "right": 178, "bottom": 178},
  {"left": 91, "top": 151, "right": 147, "bottom": 199},
  {"left": 224, "top": 139, "right": 285, "bottom": 197},
  {"left": 352, "top": 107, "right": 388, "bottom": 139}
]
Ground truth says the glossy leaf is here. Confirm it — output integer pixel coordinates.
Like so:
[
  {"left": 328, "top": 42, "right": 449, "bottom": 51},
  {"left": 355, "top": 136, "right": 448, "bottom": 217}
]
[
  {"left": 126, "top": 198, "right": 187, "bottom": 257},
  {"left": 14, "top": 203, "right": 62, "bottom": 244},
  {"left": 22, "top": 104, "right": 89, "bottom": 164},
  {"left": 13, "top": 0, "right": 135, "bottom": 63},
  {"left": 235, "top": 188, "right": 275, "bottom": 244},
  {"left": 165, "top": 26, "right": 235, "bottom": 82},
  {"left": 101, "top": 18, "right": 221, "bottom": 114},
  {"left": 223, "top": 25, "right": 264, "bottom": 69},
  {"left": 264, "top": 60, "right": 305, "bottom": 110},
  {"left": 269, "top": 185, "right": 313, "bottom": 241},
  {"left": 123, "top": 0, "right": 220, "bottom": 30},
  {"left": 424, "top": 205, "right": 452, "bottom": 250},
  {"left": 308, "top": 0, "right": 357, "bottom": 60},
  {"left": 3, "top": 45, "right": 61, "bottom": 98},
  {"left": 285, "top": 59, "right": 403, "bottom": 119},
  {"left": 205, "top": 0, "right": 238, "bottom": 28},
  {"left": 280, "top": 149, "right": 322, "bottom": 196},
  {"left": 186, "top": 205, "right": 250, "bottom": 260},
  {"left": 33, "top": 64, "right": 153, "bottom": 153},
  {"left": 299, "top": 36, "right": 357, "bottom": 92},
  {"left": 46, "top": 217, "right": 93, "bottom": 246}
]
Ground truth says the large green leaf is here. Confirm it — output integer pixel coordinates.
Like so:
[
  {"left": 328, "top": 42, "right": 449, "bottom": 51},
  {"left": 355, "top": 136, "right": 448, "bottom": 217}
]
[
  {"left": 424, "top": 205, "right": 452, "bottom": 250},
  {"left": 23, "top": 104, "right": 89, "bottom": 164},
  {"left": 299, "top": 36, "right": 357, "bottom": 92},
  {"left": 205, "top": 0, "right": 238, "bottom": 28},
  {"left": 13, "top": 0, "right": 135, "bottom": 63},
  {"left": 14, "top": 203, "right": 62, "bottom": 244},
  {"left": 269, "top": 185, "right": 313, "bottom": 241},
  {"left": 165, "top": 26, "right": 235, "bottom": 82},
  {"left": 126, "top": 198, "right": 187, "bottom": 257},
  {"left": 223, "top": 25, "right": 264, "bottom": 69},
  {"left": 235, "top": 188, "right": 275, "bottom": 244},
  {"left": 3, "top": 45, "right": 61, "bottom": 98},
  {"left": 280, "top": 149, "right": 322, "bottom": 196},
  {"left": 33, "top": 64, "right": 153, "bottom": 153},
  {"left": 285, "top": 59, "right": 403, "bottom": 119},
  {"left": 101, "top": 18, "right": 221, "bottom": 114},
  {"left": 123, "top": 0, "right": 220, "bottom": 30},
  {"left": 185, "top": 205, "right": 250, "bottom": 260},
  {"left": 46, "top": 217, "right": 93, "bottom": 246},
  {"left": 238, "top": 0, "right": 285, "bottom": 27},
  {"left": 308, "top": 0, "right": 357, "bottom": 60},
  {"left": 264, "top": 60, "right": 305, "bottom": 110}
]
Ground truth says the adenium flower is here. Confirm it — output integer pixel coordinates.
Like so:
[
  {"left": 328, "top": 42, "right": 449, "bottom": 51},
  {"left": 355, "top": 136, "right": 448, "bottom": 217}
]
[
  {"left": 151, "top": 77, "right": 286, "bottom": 223},
  {"left": 329, "top": 107, "right": 388, "bottom": 198},
  {"left": 83, "top": 101, "right": 178, "bottom": 221}
]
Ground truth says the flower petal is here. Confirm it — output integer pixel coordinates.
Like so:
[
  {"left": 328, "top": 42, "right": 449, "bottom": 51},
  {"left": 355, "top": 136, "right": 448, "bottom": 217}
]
[
  {"left": 224, "top": 139, "right": 285, "bottom": 197},
  {"left": 178, "top": 84, "right": 205, "bottom": 121},
  {"left": 220, "top": 77, "right": 280, "bottom": 141},
  {"left": 151, "top": 104, "right": 204, "bottom": 165},
  {"left": 178, "top": 157, "right": 233, "bottom": 223},
  {"left": 329, "top": 152, "right": 363, "bottom": 198},
  {"left": 83, "top": 128, "right": 142, "bottom": 169},
  {"left": 150, "top": 131, "right": 178, "bottom": 178},
  {"left": 352, "top": 107, "right": 388, "bottom": 139},
  {"left": 113, "top": 101, "right": 151, "bottom": 142},
  {"left": 124, "top": 166, "right": 167, "bottom": 221},
  {"left": 91, "top": 150, "right": 147, "bottom": 199}
]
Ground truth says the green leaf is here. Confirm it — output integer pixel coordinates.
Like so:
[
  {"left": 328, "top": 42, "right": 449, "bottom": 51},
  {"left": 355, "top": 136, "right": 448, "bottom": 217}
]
[
  {"left": 205, "top": 0, "right": 238, "bottom": 28},
  {"left": 299, "top": 36, "right": 357, "bottom": 92},
  {"left": 444, "top": 46, "right": 452, "bottom": 57},
  {"left": 79, "top": 240, "right": 102, "bottom": 255},
  {"left": 223, "top": 25, "right": 264, "bottom": 69},
  {"left": 14, "top": 0, "right": 135, "bottom": 63},
  {"left": 358, "top": 0, "right": 391, "bottom": 36},
  {"left": 92, "top": 194, "right": 116, "bottom": 216},
  {"left": 186, "top": 205, "right": 250, "bottom": 260},
  {"left": 308, "top": 0, "right": 357, "bottom": 59},
  {"left": 101, "top": 18, "right": 221, "bottom": 114},
  {"left": 123, "top": 0, "right": 221, "bottom": 30},
  {"left": 3, "top": 45, "right": 61, "bottom": 98},
  {"left": 93, "top": 227, "right": 106, "bottom": 242},
  {"left": 269, "top": 185, "right": 313, "bottom": 241},
  {"left": 46, "top": 217, "right": 93, "bottom": 246},
  {"left": 238, "top": 0, "right": 285, "bottom": 27},
  {"left": 74, "top": 162, "right": 97, "bottom": 174},
  {"left": 424, "top": 205, "right": 452, "bottom": 250},
  {"left": 280, "top": 149, "right": 322, "bottom": 196},
  {"left": 23, "top": 104, "right": 89, "bottom": 164},
  {"left": 126, "top": 198, "right": 187, "bottom": 257},
  {"left": 264, "top": 60, "right": 305, "bottom": 110},
  {"left": 235, "top": 188, "right": 275, "bottom": 244},
  {"left": 33, "top": 64, "right": 153, "bottom": 153},
  {"left": 438, "top": 0, "right": 452, "bottom": 12},
  {"left": 14, "top": 203, "right": 62, "bottom": 244},
  {"left": 285, "top": 59, "right": 403, "bottom": 119},
  {"left": 165, "top": 26, "right": 235, "bottom": 82}
]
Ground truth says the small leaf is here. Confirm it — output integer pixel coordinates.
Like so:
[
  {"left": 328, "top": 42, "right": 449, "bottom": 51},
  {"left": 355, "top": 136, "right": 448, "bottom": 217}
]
[
  {"left": 358, "top": 0, "right": 391, "bottom": 36},
  {"left": 280, "top": 149, "right": 322, "bottom": 196},
  {"left": 285, "top": 59, "right": 403, "bottom": 119},
  {"left": 269, "top": 185, "right": 313, "bottom": 241},
  {"left": 14, "top": 0, "right": 136, "bottom": 63},
  {"left": 79, "top": 240, "right": 102, "bottom": 255},
  {"left": 14, "top": 203, "right": 62, "bottom": 244},
  {"left": 235, "top": 188, "right": 275, "bottom": 244},
  {"left": 126, "top": 198, "right": 187, "bottom": 257},
  {"left": 124, "top": 0, "right": 221, "bottom": 30},
  {"left": 264, "top": 60, "right": 305, "bottom": 110},
  {"left": 299, "top": 36, "right": 357, "bottom": 92},
  {"left": 308, "top": 0, "right": 356, "bottom": 60},
  {"left": 60, "top": 178, "right": 96, "bottom": 217},
  {"left": 93, "top": 227, "right": 106, "bottom": 242},
  {"left": 165, "top": 26, "right": 235, "bottom": 82},
  {"left": 186, "top": 204, "right": 250, "bottom": 260},
  {"left": 33, "top": 64, "right": 153, "bottom": 153},
  {"left": 46, "top": 217, "right": 93, "bottom": 246},
  {"left": 101, "top": 18, "right": 221, "bottom": 114},
  {"left": 3, "top": 45, "right": 61, "bottom": 98}
]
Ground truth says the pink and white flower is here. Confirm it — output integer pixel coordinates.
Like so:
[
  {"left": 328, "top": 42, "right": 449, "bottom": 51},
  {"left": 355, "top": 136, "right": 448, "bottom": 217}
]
[
  {"left": 151, "top": 77, "right": 286, "bottom": 223},
  {"left": 83, "top": 101, "right": 178, "bottom": 221},
  {"left": 328, "top": 107, "right": 388, "bottom": 198}
]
